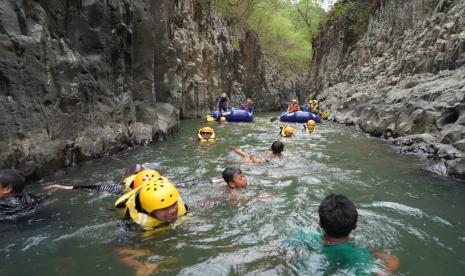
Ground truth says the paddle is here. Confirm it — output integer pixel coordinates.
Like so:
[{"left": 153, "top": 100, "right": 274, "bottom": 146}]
[{"left": 270, "top": 111, "right": 290, "bottom": 122}]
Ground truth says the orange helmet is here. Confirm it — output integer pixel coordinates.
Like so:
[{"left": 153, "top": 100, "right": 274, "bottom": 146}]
[
  {"left": 306, "top": 120, "right": 316, "bottom": 126},
  {"left": 282, "top": 126, "right": 295, "bottom": 137}
]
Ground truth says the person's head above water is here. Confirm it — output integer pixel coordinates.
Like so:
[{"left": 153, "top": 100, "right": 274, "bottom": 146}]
[
  {"left": 222, "top": 167, "right": 248, "bottom": 189},
  {"left": 124, "top": 164, "right": 145, "bottom": 177},
  {"left": 0, "top": 169, "right": 26, "bottom": 199},
  {"left": 280, "top": 126, "right": 295, "bottom": 137},
  {"left": 198, "top": 126, "right": 215, "bottom": 140},
  {"left": 306, "top": 120, "right": 316, "bottom": 130},
  {"left": 139, "top": 180, "right": 181, "bottom": 223},
  {"left": 271, "top": 141, "right": 284, "bottom": 154},
  {"left": 319, "top": 194, "right": 358, "bottom": 239}
]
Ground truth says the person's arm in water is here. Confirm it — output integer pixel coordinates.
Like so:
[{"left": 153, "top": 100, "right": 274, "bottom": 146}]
[
  {"left": 228, "top": 146, "right": 267, "bottom": 164},
  {"left": 174, "top": 178, "right": 225, "bottom": 187},
  {"left": 44, "top": 183, "right": 124, "bottom": 194},
  {"left": 375, "top": 252, "right": 400, "bottom": 275},
  {"left": 114, "top": 247, "right": 158, "bottom": 276},
  {"left": 228, "top": 146, "right": 251, "bottom": 160}
]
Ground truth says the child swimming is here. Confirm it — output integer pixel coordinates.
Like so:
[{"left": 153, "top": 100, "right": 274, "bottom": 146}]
[
  {"left": 228, "top": 141, "right": 285, "bottom": 164},
  {"left": 287, "top": 194, "right": 400, "bottom": 275}
]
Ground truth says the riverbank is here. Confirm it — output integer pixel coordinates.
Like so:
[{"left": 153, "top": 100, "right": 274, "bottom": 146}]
[{"left": 310, "top": 0, "right": 465, "bottom": 180}]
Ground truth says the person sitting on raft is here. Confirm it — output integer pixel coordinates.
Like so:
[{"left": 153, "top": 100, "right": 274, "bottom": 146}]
[
  {"left": 303, "top": 120, "right": 319, "bottom": 134},
  {"left": 0, "top": 169, "right": 44, "bottom": 221},
  {"left": 309, "top": 100, "right": 320, "bottom": 114},
  {"left": 198, "top": 126, "right": 216, "bottom": 142},
  {"left": 240, "top": 98, "right": 255, "bottom": 113},
  {"left": 303, "top": 100, "right": 320, "bottom": 114},
  {"left": 280, "top": 126, "right": 296, "bottom": 137},
  {"left": 215, "top": 92, "right": 229, "bottom": 112},
  {"left": 44, "top": 165, "right": 159, "bottom": 194},
  {"left": 115, "top": 177, "right": 189, "bottom": 231},
  {"left": 287, "top": 99, "right": 300, "bottom": 112},
  {"left": 228, "top": 141, "right": 285, "bottom": 164}
]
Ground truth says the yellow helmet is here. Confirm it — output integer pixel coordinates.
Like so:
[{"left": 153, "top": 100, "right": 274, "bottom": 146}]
[
  {"left": 138, "top": 179, "right": 180, "bottom": 213},
  {"left": 205, "top": 115, "right": 215, "bottom": 122},
  {"left": 291, "top": 99, "right": 298, "bottom": 103},
  {"left": 221, "top": 92, "right": 227, "bottom": 97},
  {"left": 220, "top": 116, "right": 227, "bottom": 122},
  {"left": 309, "top": 100, "right": 318, "bottom": 105},
  {"left": 133, "top": 169, "right": 162, "bottom": 189},
  {"left": 199, "top": 126, "right": 214, "bottom": 134},
  {"left": 306, "top": 120, "right": 316, "bottom": 126},
  {"left": 282, "top": 126, "right": 295, "bottom": 137}
]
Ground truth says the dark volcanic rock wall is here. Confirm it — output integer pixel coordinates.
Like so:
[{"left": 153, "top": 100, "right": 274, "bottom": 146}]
[
  {"left": 0, "top": 0, "right": 307, "bottom": 178},
  {"left": 310, "top": 0, "right": 465, "bottom": 179}
]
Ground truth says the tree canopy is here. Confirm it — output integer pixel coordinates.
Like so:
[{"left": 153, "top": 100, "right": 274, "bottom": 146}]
[{"left": 211, "top": 0, "right": 326, "bottom": 70}]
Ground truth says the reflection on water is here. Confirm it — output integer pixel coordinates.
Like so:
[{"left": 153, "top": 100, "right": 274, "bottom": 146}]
[{"left": 1, "top": 113, "right": 465, "bottom": 275}]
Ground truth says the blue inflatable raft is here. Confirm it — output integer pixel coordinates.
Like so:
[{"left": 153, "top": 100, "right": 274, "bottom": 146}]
[
  {"left": 279, "top": 111, "right": 321, "bottom": 123},
  {"left": 208, "top": 110, "right": 254, "bottom": 122}
]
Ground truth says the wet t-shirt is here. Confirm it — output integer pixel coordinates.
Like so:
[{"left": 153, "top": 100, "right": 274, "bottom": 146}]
[
  {"left": 0, "top": 193, "right": 44, "bottom": 221},
  {"left": 287, "top": 229, "right": 377, "bottom": 275}
]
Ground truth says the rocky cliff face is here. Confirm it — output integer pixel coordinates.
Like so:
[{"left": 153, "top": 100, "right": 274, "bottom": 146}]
[
  {"left": 310, "top": 0, "right": 465, "bottom": 179},
  {"left": 0, "top": 0, "right": 307, "bottom": 179}
]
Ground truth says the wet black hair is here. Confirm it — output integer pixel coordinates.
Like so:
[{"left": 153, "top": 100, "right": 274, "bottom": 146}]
[
  {"left": 271, "top": 141, "right": 284, "bottom": 154},
  {"left": 0, "top": 169, "right": 26, "bottom": 194},
  {"left": 222, "top": 167, "right": 242, "bottom": 184},
  {"left": 318, "top": 194, "right": 358, "bottom": 238},
  {"left": 124, "top": 164, "right": 144, "bottom": 177}
]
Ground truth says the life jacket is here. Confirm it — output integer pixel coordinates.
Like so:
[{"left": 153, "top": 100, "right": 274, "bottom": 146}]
[
  {"left": 115, "top": 183, "right": 188, "bottom": 231},
  {"left": 304, "top": 126, "right": 320, "bottom": 134},
  {"left": 123, "top": 174, "right": 137, "bottom": 191},
  {"left": 288, "top": 103, "right": 299, "bottom": 112},
  {"left": 320, "top": 111, "right": 329, "bottom": 119},
  {"left": 198, "top": 131, "right": 216, "bottom": 143},
  {"left": 310, "top": 105, "right": 320, "bottom": 114},
  {"left": 205, "top": 115, "right": 215, "bottom": 122}
]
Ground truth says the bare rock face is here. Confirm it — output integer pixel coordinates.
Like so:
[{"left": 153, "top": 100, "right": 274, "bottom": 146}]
[
  {"left": 0, "top": 0, "right": 307, "bottom": 179},
  {"left": 310, "top": 0, "right": 465, "bottom": 180}
]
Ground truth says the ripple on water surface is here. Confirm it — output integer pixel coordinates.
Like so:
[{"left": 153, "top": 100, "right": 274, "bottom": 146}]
[{"left": 1, "top": 113, "right": 465, "bottom": 275}]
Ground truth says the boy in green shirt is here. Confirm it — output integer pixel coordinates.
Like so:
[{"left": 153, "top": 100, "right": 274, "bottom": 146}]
[{"left": 288, "top": 194, "right": 399, "bottom": 275}]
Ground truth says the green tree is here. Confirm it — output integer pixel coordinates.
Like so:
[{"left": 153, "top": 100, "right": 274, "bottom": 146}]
[{"left": 211, "top": 0, "right": 325, "bottom": 70}]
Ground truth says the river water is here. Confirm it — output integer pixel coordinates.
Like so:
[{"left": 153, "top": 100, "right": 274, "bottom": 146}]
[{"left": 1, "top": 113, "right": 465, "bottom": 275}]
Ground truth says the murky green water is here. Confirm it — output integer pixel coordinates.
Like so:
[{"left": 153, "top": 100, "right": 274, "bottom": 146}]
[{"left": 1, "top": 113, "right": 465, "bottom": 275}]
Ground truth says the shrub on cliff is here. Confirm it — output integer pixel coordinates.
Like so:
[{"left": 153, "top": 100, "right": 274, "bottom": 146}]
[{"left": 210, "top": 0, "right": 325, "bottom": 70}]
